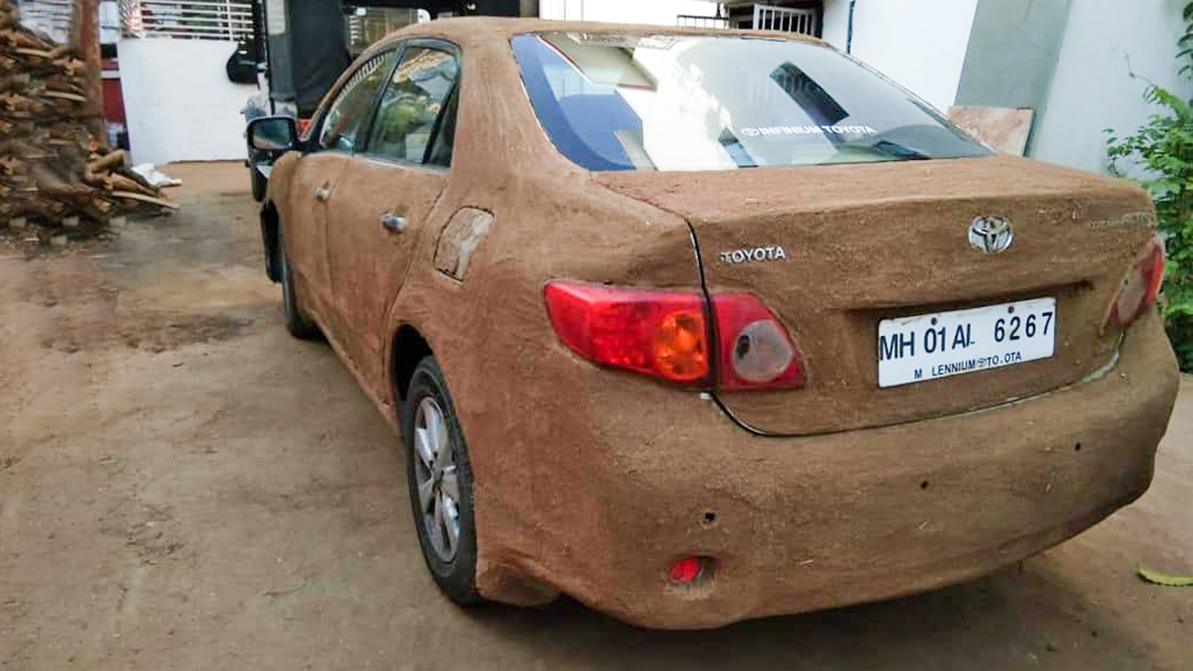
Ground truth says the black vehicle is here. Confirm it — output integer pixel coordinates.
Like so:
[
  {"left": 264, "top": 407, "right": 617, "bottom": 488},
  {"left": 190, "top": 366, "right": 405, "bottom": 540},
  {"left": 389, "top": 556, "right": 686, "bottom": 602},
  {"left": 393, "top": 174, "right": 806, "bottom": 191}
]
[{"left": 243, "top": 0, "right": 530, "bottom": 201}]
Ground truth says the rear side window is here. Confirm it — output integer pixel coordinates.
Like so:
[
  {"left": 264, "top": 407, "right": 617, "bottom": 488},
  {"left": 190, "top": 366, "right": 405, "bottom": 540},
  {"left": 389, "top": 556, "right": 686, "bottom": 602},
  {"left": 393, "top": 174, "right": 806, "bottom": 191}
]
[
  {"left": 511, "top": 33, "right": 990, "bottom": 171},
  {"left": 366, "top": 46, "right": 460, "bottom": 165},
  {"left": 318, "top": 50, "right": 398, "bottom": 152}
]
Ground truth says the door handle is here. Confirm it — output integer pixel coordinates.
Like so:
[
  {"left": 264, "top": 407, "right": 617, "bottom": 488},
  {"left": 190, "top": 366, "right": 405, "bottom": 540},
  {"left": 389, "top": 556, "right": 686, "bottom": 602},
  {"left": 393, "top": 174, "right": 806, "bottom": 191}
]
[
  {"left": 380, "top": 212, "right": 407, "bottom": 234},
  {"left": 313, "top": 186, "right": 331, "bottom": 201}
]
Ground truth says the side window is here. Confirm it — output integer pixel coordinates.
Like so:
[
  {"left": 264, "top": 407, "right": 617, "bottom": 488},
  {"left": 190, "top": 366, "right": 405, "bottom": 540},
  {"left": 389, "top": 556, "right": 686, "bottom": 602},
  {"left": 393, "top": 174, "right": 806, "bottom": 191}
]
[
  {"left": 366, "top": 46, "right": 460, "bottom": 165},
  {"left": 318, "top": 50, "right": 398, "bottom": 152}
]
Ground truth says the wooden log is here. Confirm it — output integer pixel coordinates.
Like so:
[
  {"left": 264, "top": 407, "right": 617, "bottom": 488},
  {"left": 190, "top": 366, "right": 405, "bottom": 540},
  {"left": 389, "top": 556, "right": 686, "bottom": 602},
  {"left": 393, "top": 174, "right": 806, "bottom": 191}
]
[
  {"left": 12, "top": 48, "right": 52, "bottom": 59},
  {"left": 109, "top": 191, "right": 180, "bottom": 210},
  {"left": 86, "top": 148, "right": 128, "bottom": 173},
  {"left": 42, "top": 90, "right": 87, "bottom": 103},
  {"left": 101, "top": 173, "right": 156, "bottom": 196},
  {"left": 0, "top": 73, "right": 29, "bottom": 90},
  {"left": 3, "top": 31, "right": 52, "bottom": 51},
  {"left": 0, "top": 2, "right": 176, "bottom": 236},
  {"left": 113, "top": 166, "right": 158, "bottom": 192}
]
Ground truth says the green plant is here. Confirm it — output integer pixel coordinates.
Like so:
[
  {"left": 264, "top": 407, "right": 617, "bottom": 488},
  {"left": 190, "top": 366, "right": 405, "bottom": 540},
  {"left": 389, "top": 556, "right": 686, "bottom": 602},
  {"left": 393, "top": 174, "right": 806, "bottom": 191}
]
[{"left": 1106, "top": 2, "right": 1193, "bottom": 371}]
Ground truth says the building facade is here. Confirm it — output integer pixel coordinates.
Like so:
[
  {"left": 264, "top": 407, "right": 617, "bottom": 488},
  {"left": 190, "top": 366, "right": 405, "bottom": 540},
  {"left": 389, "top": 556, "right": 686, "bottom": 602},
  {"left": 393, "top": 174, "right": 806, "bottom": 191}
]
[{"left": 23, "top": 0, "right": 1186, "bottom": 172}]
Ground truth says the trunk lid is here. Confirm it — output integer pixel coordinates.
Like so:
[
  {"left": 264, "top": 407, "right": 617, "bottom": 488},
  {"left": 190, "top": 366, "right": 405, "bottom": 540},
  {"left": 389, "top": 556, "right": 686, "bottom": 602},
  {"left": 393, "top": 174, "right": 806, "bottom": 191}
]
[{"left": 595, "top": 155, "right": 1157, "bottom": 435}]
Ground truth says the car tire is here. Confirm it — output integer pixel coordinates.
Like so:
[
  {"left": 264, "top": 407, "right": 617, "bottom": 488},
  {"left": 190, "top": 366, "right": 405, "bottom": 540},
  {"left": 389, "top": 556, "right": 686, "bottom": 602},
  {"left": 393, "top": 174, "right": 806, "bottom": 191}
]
[
  {"left": 278, "top": 225, "right": 319, "bottom": 340},
  {"left": 404, "top": 356, "right": 482, "bottom": 606}
]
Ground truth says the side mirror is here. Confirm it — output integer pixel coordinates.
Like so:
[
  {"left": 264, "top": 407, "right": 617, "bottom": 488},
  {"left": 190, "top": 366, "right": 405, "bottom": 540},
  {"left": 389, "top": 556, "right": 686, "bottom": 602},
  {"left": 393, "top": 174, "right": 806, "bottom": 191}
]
[{"left": 248, "top": 116, "right": 298, "bottom": 152}]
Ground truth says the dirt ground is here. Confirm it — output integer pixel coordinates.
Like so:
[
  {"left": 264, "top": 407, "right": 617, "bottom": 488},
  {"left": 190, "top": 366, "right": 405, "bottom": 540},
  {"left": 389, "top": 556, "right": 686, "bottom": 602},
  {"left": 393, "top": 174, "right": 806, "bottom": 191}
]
[{"left": 0, "top": 162, "right": 1189, "bottom": 671}]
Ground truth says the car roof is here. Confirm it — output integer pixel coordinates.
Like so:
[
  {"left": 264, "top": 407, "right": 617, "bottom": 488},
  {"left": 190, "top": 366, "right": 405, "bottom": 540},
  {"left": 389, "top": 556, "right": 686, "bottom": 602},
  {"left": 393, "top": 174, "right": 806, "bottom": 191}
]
[{"left": 367, "top": 16, "right": 827, "bottom": 52}]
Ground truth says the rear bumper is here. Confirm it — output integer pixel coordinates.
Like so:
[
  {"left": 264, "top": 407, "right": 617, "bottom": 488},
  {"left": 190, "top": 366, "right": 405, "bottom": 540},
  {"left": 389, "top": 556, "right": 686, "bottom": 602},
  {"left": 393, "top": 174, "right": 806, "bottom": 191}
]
[{"left": 475, "top": 310, "right": 1179, "bottom": 629}]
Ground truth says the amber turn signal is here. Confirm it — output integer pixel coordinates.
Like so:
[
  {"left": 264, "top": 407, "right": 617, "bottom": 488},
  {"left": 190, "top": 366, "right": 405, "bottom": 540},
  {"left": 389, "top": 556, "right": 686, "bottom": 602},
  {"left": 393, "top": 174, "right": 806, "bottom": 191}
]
[{"left": 652, "top": 309, "right": 709, "bottom": 383}]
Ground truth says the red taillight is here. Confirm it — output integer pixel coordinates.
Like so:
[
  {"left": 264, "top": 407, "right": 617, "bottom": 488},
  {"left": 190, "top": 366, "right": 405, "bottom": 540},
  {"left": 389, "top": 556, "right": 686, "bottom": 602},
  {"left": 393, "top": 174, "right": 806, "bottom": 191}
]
[
  {"left": 712, "top": 294, "right": 805, "bottom": 390},
  {"left": 544, "top": 282, "right": 711, "bottom": 384},
  {"left": 544, "top": 281, "right": 803, "bottom": 390},
  {"left": 1104, "top": 235, "right": 1166, "bottom": 332}
]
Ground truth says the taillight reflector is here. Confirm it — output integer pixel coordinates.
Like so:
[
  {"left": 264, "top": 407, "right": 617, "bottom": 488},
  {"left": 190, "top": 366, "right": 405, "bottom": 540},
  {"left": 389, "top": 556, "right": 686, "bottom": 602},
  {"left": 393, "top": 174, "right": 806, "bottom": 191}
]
[
  {"left": 668, "top": 556, "right": 710, "bottom": 584},
  {"left": 1105, "top": 235, "right": 1166, "bottom": 332},
  {"left": 713, "top": 294, "right": 805, "bottom": 390}
]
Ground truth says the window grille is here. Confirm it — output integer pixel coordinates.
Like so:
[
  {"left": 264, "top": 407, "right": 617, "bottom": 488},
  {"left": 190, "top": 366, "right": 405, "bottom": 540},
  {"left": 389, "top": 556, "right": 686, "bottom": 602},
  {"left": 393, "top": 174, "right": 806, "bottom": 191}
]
[
  {"left": 752, "top": 4, "right": 817, "bottom": 35},
  {"left": 17, "top": 0, "right": 73, "bottom": 42},
  {"left": 120, "top": 0, "right": 253, "bottom": 41},
  {"left": 676, "top": 14, "right": 729, "bottom": 29},
  {"left": 345, "top": 7, "right": 418, "bottom": 55}
]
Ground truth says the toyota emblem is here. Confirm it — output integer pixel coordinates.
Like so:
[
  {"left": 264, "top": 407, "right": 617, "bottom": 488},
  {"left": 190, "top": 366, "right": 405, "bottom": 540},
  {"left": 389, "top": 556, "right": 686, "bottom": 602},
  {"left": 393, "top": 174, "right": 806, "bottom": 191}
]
[{"left": 969, "top": 216, "right": 1014, "bottom": 254}]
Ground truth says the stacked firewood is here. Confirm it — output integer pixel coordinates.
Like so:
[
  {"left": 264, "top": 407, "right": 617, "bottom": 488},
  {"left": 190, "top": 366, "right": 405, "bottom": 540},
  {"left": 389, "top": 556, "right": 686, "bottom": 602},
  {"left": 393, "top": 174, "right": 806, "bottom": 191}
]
[{"left": 0, "top": 0, "right": 174, "bottom": 241}]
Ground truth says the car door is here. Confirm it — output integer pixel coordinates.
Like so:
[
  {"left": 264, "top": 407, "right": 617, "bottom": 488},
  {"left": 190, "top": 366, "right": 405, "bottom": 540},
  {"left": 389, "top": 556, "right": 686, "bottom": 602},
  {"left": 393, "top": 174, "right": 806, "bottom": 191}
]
[
  {"left": 324, "top": 40, "right": 462, "bottom": 386},
  {"left": 286, "top": 49, "right": 399, "bottom": 325}
]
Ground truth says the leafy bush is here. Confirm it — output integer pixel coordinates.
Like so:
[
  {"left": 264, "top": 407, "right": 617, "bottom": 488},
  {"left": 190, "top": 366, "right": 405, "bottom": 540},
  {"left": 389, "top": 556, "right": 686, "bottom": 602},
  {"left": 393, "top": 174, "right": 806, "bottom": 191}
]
[{"left": 1106, "top": 3, "right": 1193, "bottom": 371}]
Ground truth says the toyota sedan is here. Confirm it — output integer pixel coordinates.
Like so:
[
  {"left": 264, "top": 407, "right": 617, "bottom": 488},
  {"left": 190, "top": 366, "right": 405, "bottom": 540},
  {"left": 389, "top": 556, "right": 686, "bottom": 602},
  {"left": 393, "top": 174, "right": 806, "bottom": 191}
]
[{"left": 246, "top": 18, "right": 1179, "bottom": 629}]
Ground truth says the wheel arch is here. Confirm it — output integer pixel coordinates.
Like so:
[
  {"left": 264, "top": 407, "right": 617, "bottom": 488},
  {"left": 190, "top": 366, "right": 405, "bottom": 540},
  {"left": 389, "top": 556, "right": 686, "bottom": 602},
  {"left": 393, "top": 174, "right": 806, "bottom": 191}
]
[{"left": 391, "top": 323, "right": 434, "bottom": 405}]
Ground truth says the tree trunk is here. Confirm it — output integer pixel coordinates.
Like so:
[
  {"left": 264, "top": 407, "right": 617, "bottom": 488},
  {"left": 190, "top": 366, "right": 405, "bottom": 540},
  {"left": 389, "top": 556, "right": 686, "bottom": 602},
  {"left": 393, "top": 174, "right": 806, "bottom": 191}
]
[{"left": 71, "top": 0, "right": 105, "bottom": 150}]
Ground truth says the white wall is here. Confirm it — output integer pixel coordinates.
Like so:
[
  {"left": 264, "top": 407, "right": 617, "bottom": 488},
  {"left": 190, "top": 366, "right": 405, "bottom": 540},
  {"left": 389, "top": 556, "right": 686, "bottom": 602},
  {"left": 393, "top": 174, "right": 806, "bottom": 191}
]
[
  {"left": 539, "top": 0, "right": 718, "bottom": 25},
  {"left": 821, "top": 0, "right": 979, "bottom": 113},
  {"left": 1031, "top": 0, "right": 1193, "bottom": 176},
  {"left": 119, "top": 38, "right": 257, "bottom": 165},
  {"left": 539, "top": 1, "right": 978, "bottom": 112}
]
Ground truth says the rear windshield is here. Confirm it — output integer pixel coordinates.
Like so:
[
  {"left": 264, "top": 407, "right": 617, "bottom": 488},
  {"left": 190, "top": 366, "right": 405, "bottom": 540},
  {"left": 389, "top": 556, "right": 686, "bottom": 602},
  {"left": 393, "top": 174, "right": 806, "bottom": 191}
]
[{"left": 511, "top": 32, "right": 991, "bottom": 172}]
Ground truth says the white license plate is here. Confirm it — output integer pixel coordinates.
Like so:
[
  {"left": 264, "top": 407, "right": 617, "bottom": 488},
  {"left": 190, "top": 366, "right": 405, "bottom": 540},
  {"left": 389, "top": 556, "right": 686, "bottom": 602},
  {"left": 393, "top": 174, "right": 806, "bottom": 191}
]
[{"left": 878, "top": 298, "right": 1057, "bottom": 388}]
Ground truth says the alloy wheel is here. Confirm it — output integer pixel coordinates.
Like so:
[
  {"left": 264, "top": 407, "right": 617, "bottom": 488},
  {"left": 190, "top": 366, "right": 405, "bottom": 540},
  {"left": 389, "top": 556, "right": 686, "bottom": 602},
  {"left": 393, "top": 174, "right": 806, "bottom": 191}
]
[{"left": 413, "top": 396, "right": 461, "bottom": 563}]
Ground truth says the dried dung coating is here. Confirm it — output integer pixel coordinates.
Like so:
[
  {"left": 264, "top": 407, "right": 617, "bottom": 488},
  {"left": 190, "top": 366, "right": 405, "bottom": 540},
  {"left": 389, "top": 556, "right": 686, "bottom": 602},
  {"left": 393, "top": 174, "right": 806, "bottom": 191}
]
[
  {"left": 596, "top": 156, "right": 1158, "bottom": 434},
  {"left": 267, "top": 18, "right": 1180, "bottom": 628},
  {"left": 434, "top": 207, "right": 493, "bottom": 281}
]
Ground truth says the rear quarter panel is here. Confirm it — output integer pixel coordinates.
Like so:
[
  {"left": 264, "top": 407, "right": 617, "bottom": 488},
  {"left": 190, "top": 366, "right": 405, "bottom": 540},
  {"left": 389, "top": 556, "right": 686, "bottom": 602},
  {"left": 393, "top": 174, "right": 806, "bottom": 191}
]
[{"left": 380, "top": 29, "right": 709, "bottom": 604}]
